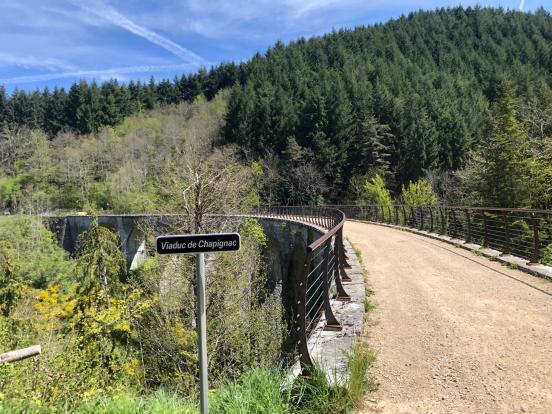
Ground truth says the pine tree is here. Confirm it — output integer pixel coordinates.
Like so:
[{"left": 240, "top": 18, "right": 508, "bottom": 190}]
[{"left": 480, "top": 78, "right": 529, "bottom": 207}]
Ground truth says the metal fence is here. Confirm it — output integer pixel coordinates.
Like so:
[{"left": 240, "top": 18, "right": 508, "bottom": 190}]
[
  {"left": 253, "top": 206, "right": 351, "bottom": 372},
  {"left": 330, "top": 205, "right": 552, "bottom": 265}
]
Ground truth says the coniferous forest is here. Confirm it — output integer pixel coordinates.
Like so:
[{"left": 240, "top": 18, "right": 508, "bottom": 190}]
[{"left": 1, "top": 7, "right": 551, "bottom": 210}]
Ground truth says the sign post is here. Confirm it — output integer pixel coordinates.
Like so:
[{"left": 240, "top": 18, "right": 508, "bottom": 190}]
[{"left": 156, "top": 233, "right": 241, "bottom": 414}]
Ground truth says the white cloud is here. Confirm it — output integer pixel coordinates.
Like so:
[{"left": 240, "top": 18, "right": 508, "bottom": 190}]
[
  {"left": 0, "top": 54, "right": 76, "bottom": 72},
  {"left": 519, "top": 0, "right": 525, "bottom": 10},
  {"left": 0, "top": 63, "right": 197, "bottom": 85}
]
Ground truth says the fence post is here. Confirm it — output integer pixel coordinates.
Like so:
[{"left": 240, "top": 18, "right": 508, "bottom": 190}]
[
  {"left": 450, "top": 209, "right": 458, "bottom": 239},
  {"left": 394, "top": 205, "right": 399, "bottom": 225},
  {"left": 429, "top": 207, "right": 434, "bottom": 233},
  {"left": 529, "top": 213, "right": 540, "bottom": 265},
  {"left": 482, "top": 211, "right": 489, "bottom": 248},
  {"left": 465, "top": 209, "right": 472, "bottom": 244},
  {"left": 439, "top": 208, "right": 445, "bottom": 235},
  {"left": 502, "top": 211, "right": 511, "bottom": 256},
  {"left": 337, "top": 229, "right": 352, "bottom": 296},
  {"left": 419, "top": 206, "right": 424, "bottom": 230},
  {"left": 298, "top": 251, "right": 313, "bottom": 373},
  {"left": 401, "top": 205, "right": 406, "bottom": 226},
  {"left": 338, "top": 228, "right": 352, "bottom": 274},
  {"left": 323, "top": 240, "right": 342, "bottom": 331}
]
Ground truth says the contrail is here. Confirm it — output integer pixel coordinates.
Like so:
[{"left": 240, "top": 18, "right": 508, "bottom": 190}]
[
  {"left": 0, "top": 63, "right": 197, "bottom": 85},
  {"left": 519, "top": 0, "right": 525, "bottom": 10},
  {"left": 77, "top": 0, "right": 206, "bottom": 67}
]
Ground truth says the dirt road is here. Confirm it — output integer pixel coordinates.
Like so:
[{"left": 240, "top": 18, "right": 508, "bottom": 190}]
[{"left": 345, "top": 221, "right": 552, "bottom": 414}]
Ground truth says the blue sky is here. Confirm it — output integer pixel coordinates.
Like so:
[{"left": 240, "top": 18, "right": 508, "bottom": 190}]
[{"left": 0, "top": 0, "right": 549, "bottom": 93}]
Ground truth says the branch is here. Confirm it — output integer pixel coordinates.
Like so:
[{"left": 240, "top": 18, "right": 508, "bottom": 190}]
[{"left": 0, "top": 345, "right": 41, "bottom": 363}]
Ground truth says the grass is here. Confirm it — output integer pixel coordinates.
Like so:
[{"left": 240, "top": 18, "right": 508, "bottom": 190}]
[
  {"left": 0, "top": 361, "right": 377, "bottom": 414},
  {"left": 347, "top": 238, "right": 376, "bottom": 316},
  {"left": 0, "top": 390, "right": 197, "bottom": 414},
  {"left": 346, "top": 343, "right": 378, "bottom": 404},
  {"left": 348, "top": 238, "right": 363, "bottom": 263},
  {"left": 364, "top": 297, "right": 375, "bottom": 313},
  {"left": 507, "top": 262, "right": 520, "bottom": 270},
  {"left": 211, "top": 366, "right": 290, "bottom": 414}
]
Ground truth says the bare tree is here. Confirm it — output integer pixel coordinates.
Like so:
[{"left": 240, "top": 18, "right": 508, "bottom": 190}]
[{"left": 158, "top": 108, "right": 253, "bottom": 233}]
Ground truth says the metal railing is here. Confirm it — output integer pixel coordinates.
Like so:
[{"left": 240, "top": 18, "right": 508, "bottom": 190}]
[
  {"left": 253, "top": 206, "right": 351, "bottom": 373},
  {"left": 331, "top": 205, "right": 552, "bottom": 265}
]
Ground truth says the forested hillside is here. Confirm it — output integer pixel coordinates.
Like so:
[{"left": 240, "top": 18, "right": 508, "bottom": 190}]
[{"left": 1, "top": 7, "right": 551, "bottom": 209}]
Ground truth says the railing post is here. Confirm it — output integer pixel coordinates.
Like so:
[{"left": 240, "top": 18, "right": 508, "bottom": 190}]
[
  {"left": 482, "top": 211, "right": 489, "bottom": 248},
  {"left": 439, "top": 207, "right": 446, "bottom": 235},
  {"left": 394, "top": 205, "right": 399, "bottom": 225},
  {"left": 419, "top": 206, "right": 424, "bottom": 230},
  {"left": 529, "top": 213, "right": 540, "bottom": 265},
  {"left": 337, "top": 229, "right": 352, "bottom": 296},
  {"left": 429, "top": 207, "right": 434, "bottom": 233},
  {"left": 450, "top": 209, "right": 458, "bottom": 239},
  {"left": 401, "top": 205, "right": 406, "bottom": 226},
  {"left": 298, "top": 251, "right": 313, "bottom": 373},
  {"left": 338, "top": 228, "right": 352, "bottom": 272},
  {"left": 465, "top": 209, "right": 472, "bottom": 244},
  {"left": 502, "top": 211, "right": 511, "bottom": 256},
  {"left": 323, "top": 240, "right": 342, "bottom": 331}
]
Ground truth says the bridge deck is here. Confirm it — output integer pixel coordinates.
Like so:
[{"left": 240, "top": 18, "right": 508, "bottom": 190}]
[{"left": 345, "top": 221, "right": 552, "bottom": 414}]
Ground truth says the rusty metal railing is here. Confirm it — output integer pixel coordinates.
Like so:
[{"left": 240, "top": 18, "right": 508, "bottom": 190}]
[
  {"left": 253, "top": 206, "right": 351, "bottom": 373},
  {"left": 331, "top": 205, "right": 552, "bottom": 266}
]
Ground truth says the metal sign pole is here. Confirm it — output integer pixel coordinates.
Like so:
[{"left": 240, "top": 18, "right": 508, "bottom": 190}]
[
  {"left": 157, "top": 232, "right": 240, "bottom": 414},
  {"left": 196, "top": 252, "right": 208, "bottom": 414}
]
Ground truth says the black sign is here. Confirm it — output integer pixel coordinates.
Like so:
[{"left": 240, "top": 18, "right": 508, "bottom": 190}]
[{"left": 156, "top": 233, "right": 241, "bottom": 254}]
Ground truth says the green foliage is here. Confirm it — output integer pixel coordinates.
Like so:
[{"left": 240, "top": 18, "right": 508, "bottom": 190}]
[
  {"left": 207, "top": 220, "right": 283, "bottom": 381},
  {"left": 478, "top": 79, "right": 530, "bottom": 207},
  {"left": 401, "top": 179, "right": 438, "bottom": 207},
  {"left": 361, "top": 175, "right": 393, "bottom": 207},
  {"left": 3, "top": 8, "right": 551, "bottom": 204},
  {"left": 0, "top": 176, "right": 25, "bottom": 211},
  {"left": 0, "top": 216, "right": 73, "bottom": 290},
  {"left": 225, "top": 7, "right": 552, "bottom": 198},
  {"left": 0, "top": 389, "right": 197, "bottom": 414},
  {"left": 75, "top": 218, "right": 126, "bottom": 307}
]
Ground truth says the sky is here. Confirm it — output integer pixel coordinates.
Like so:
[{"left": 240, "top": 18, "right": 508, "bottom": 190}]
[{"left": 0, "top": 0, "right": 549, "bottom": 94}]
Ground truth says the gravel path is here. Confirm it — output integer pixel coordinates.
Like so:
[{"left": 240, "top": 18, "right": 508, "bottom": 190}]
[{"left": 345, "top": 221, "right": 552, "bottom": 414}]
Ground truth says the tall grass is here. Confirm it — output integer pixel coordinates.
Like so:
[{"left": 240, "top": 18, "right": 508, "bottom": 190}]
[
  {"left": 1, "top": 354, "right": 375, "bottom": 414},
  {"left": 0, "top": 390, "right": 197, "bottom": 414},
  {"left": 210, "top": 366, "right": 289, "bottom": 414}
]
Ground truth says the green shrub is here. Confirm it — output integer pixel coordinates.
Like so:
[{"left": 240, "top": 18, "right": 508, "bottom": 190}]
[
  {"left": 0, "top": 215, "right": 74, "bottom": 289},
  {"left": 401, "top": 179, "right": 438, "bottom": 207}
]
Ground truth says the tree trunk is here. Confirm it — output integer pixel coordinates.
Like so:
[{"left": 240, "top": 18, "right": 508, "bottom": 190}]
[{"left": 0, "top": 345, "right": 41, "bottom": 363}]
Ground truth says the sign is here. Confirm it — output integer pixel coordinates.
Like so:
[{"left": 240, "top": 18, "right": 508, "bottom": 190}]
[
  {"left": 156, "top": 233, "right": 240, "bottom": 255},
  {"left": 154, "top": 231, "right": 241, "bottom": 414}
]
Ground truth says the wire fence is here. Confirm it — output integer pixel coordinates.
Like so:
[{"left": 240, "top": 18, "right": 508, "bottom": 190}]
[{"left": 329, "top": 205, "right": 552, "bottom": 265}]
